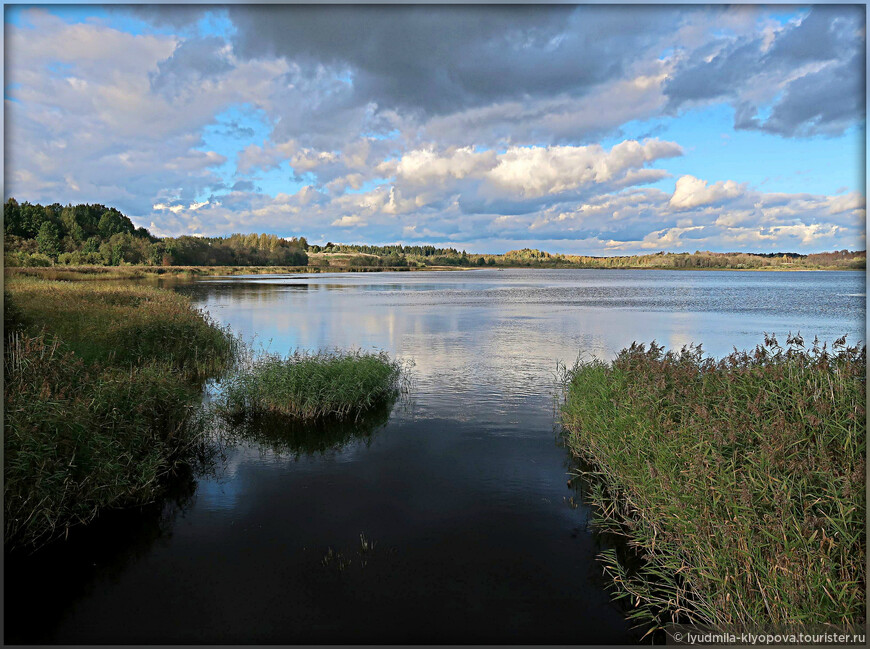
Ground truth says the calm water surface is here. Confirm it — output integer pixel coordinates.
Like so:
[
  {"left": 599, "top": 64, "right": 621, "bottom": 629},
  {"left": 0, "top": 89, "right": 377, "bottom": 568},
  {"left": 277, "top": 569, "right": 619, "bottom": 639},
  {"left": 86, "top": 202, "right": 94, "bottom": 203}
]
[{"left": 6, "top": 269, "right": 864, "bottom": 643}]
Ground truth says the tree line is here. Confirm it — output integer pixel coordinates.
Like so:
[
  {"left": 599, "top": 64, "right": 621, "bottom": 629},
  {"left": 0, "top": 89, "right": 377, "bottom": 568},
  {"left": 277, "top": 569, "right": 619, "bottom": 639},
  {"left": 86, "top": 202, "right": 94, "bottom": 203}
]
[
  {"left": 3, "top": 198, "right": 864, "bottom": 270},
  {"left": 4, "top": 199, "right": 308, "bottom": 267},
  {"left": 311, "top": 242, "right": 465, "bottom": 257}
]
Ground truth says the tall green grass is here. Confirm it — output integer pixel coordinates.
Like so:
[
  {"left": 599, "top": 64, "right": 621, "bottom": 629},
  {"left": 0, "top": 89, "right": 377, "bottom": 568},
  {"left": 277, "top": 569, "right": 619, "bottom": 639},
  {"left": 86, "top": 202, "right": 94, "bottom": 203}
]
[
  {"left": 218, "top": 349, "right": 406, "bottom": 421},
  {"left": 560, "top": 335, "right": 865, "bottom": 633},
  {"left": 5, "top": 277, "right": 237, "bottom": 374},
  {"left": 4, "top": 278, "right": 237, "bottom": 550}
]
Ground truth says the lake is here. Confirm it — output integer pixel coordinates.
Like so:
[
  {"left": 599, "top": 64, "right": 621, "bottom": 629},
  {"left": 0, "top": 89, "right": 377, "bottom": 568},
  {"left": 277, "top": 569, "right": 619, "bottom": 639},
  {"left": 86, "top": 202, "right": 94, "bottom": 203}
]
[{"left": 5, "top": 269, "right": 864, "bottom": 643}]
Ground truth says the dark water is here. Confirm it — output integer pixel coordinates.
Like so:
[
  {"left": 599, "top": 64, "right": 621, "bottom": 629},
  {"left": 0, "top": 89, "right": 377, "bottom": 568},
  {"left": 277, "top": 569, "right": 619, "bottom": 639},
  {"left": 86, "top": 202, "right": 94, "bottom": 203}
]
[{"left": 5, "top": 269, "right": 864, "bottom": 644}]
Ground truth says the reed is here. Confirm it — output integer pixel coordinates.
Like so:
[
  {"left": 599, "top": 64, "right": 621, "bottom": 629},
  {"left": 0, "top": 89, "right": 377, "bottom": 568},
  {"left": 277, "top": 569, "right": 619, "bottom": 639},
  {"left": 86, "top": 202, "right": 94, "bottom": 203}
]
[
  {"left": 218, "top": 349, "right": 406, "bottom": 421},
  {"left": 3, "top": 278, "right": 237, "bottom": 550},
  {"left": 560, "top": 334, "right": 865, "bottom": 633},
  {"left": 5, "top": 276, "right": 237, "bottom": 375}
]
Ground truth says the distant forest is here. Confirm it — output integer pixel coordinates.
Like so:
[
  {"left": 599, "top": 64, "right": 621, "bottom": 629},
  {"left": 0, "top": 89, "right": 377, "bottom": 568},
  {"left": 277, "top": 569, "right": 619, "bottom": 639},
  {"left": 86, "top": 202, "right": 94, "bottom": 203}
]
[
  {"left": 3, "top": 198, "right": 865, "bottom": 270},
  {"left": 3, "top": 199, "right": 308, "bottom": 267}
]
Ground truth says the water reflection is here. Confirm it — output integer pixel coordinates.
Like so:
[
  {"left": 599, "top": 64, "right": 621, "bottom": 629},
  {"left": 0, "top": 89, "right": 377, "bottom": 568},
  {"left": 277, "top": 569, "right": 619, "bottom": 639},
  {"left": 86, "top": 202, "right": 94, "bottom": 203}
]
[
  {"left": 180, "top": 269, "right": 864, "bottom": 426},
  {"left": 4, "top": 466, "right": 200, "bottom": 645},
  {"left": 217, "top": 399, "right": 396, "bottom": 459}
]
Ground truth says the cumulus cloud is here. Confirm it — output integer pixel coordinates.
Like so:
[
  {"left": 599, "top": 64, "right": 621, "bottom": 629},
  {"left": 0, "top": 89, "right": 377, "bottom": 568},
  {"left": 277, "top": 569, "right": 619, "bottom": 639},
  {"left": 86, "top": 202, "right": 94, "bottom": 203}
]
[
  {"left": 139, "top": 168, "right": 864, "bottom": 256},
  {"left": 376, "top": 139, "right": 682, "bottom": 217},
  {"left": 486, "top": 140, "right": 682, "bottom": 198},
  {"left": 4, "top": 5, "right": 865, "bottom": 255},
  {"left": 4, "top": 9, "right": 287, "bottom": 214},
  {"left": 669, "top": 175, "right": 744, "bottom": 210}
]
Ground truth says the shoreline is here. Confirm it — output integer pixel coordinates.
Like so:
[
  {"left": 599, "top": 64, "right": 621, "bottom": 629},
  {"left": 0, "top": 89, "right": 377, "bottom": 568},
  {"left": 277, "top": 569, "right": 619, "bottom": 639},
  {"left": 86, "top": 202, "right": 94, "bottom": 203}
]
[
  {"left": 3, "top": 264, "right": 864, "bottom": 282},
  {"left": 560, "top": 338, "right": 866, "bottom": 632}
]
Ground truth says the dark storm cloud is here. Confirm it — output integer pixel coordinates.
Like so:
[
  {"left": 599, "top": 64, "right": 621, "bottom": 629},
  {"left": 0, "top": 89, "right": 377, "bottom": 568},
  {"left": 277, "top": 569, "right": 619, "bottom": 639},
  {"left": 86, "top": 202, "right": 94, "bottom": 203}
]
[
  {"left": 664, "top": 39, "right": 761, "bottom": 103},
  {"left": 150, "top": 35, "right": 233, "bottom": 97},
  {"left": 765, "top": 6, "right": 856, "bottom": 64},
  {"left": 124, "top": 4, "right": 865, "bottom": 142},
  {"left": 749, "top": 52, "right": 865, "bottom": 137},
  {"left": 225, "top": 4, "right": 680, "bottom": 115},
  {"left": 665, "top": 5, "right": 865, "bottom": 137},
  {"left": 122, "top": 4, "right": 209, "bottom": 30}
]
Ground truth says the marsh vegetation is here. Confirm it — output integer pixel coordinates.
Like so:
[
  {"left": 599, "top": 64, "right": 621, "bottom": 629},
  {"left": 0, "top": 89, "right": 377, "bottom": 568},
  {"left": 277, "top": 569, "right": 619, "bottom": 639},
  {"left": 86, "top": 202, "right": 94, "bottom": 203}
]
[
  {"left": 3, "top": 278, "right": 237, "bottom": 550},
  {"left": 560, "top": 335, "right": 866, "bottom": 633},
  {"left": 5, "top": 277, "right": 237, "bottom": 370},
  {"left": 217, "top": 349, "right": 407, "bottom": 421}
]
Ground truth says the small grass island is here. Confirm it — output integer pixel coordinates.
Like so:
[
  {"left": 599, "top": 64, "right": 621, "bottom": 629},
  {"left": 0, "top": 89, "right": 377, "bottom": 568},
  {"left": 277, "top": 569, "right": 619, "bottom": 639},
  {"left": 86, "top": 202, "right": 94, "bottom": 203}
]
[{"left": 218, "top": 349, "right": 406, "bottom": 421}]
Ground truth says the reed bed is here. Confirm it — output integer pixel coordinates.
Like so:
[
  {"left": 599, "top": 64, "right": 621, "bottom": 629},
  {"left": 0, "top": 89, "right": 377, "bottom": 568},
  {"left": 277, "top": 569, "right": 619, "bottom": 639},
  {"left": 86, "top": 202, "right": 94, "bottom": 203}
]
[
  {"left": 5, "top": 276, "right": 237, "bottom": 374},
  {"left": 560, "top": 334, "right": 865, "bottom": 633},
  {"left": 4, "top": 278, "right": 237, "bottom": 550},
  {"left": 218, "top": 349, "right": 406, "bottom": 421},
  {"left": 4, "top": 265, "right": 310, "bottom": 280}
]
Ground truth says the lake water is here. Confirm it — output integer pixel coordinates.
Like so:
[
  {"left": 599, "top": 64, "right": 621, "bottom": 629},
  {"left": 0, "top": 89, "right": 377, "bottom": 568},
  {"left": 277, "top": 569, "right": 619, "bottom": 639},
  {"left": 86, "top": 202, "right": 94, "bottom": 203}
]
[{"left": 5, "top": 269, "right": 865, "bottom": 643}]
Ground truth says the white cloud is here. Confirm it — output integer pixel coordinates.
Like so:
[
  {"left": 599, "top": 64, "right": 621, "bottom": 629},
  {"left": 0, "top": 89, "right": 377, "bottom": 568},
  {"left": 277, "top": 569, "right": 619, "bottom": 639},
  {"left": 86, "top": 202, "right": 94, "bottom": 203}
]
[
  {"left": 395, "top": 147, "right": 496, "bottom": 187},
  {"left": 4, "top": 12, "right": 287, "bottom": 216},
  {"left": 374, "top": 139, "right": 683, "bottom": 216},
  {"left": 486, "top": 140, "right": 682, "bottom": 199},
  {"left": 331, "top": 215, "right": 365, "bottom": 227},
  {"left": 669, "top": 175, "right": 744, "bottom": 210}
]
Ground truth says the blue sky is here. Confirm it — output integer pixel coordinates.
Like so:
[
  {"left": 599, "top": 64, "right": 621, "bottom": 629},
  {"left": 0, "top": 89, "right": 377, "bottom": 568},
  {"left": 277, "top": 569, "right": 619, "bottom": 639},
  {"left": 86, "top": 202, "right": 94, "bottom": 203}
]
[
  {"left": 4, "top": 4, "right": 866, "bottom": 253},
  {"left": 602, "top": 105, "right": 865, "bottom": 198}
]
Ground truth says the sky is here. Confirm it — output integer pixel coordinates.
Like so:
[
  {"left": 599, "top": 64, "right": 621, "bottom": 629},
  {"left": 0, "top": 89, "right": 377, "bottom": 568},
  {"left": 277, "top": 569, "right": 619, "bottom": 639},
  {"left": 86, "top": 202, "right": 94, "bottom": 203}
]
[{"left": 3, "top": 3, "right": 866, "bottom": 254}]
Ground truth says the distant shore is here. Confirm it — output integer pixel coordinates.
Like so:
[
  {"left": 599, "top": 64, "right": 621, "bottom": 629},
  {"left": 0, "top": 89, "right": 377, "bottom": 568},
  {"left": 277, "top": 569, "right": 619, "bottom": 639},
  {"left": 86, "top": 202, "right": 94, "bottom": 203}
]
[
  {"left": 5, "top": 198, "right": 864, "bottom": 274},
  {"left": 3, "top": 263, "right": 865, "bottom": 283}
]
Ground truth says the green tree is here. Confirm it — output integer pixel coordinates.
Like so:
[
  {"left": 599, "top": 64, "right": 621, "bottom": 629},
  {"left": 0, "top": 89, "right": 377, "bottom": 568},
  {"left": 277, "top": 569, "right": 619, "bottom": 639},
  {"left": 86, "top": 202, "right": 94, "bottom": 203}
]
[
  {"left": 60, "top": 207, "right": 84, "bottom": 242},
  {"left": 36, "top": 222, "right": 61, "bottom": 258},
  {"left": 98, "top": 210, "right": 133, "bottom": 238},
  {"left": 82, "top": 236, "right": 101, "bottom": 254},
  {"left": 4, "top": 198, "right": 22, "bottom": 236}
]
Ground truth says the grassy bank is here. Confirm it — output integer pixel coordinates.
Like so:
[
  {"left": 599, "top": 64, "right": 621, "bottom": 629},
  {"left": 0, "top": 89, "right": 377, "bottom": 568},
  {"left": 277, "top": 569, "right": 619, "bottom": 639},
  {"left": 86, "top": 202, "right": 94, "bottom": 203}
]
[
  {"left": 4, "top": 265, "right": 424, "bottom": 282},
  {"left": 560, "top": 335, "right": 865, "bottom": 632},
  {"left": 4, "top": 276, "right": 236, "bottom": 370},
  {"left": 218, "top": 349, "right": 405, "bottom": 421},
  {"left": 4, "top": 278, "right": 237, "bottom": 550}
]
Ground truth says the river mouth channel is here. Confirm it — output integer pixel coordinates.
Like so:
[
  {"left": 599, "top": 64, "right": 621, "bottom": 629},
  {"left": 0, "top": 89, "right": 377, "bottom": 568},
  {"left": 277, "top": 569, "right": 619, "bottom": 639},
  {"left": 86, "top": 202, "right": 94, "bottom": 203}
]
[{"left": 5, "top": 269, "right": 864, "bottom": 644}]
